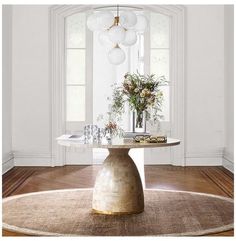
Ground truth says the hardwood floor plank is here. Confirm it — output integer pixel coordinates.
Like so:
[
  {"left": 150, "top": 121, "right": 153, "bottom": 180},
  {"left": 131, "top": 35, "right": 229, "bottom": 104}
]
[
  {"left": 201, "top": 167, "right": 234, "bottom": 198},
  {"left": 2, "top": 168, "right": 37, "bottom": 197},
  {"left": 219, "top": 166, "right": 234, "bottom": 179}
]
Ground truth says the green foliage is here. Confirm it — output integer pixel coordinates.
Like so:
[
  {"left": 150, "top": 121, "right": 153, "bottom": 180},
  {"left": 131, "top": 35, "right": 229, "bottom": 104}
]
[
  {"left": 97, "top": 72, "right": 167, "bottom": 133},
  {"left": 110, "top": 72, "right": 167, "bottom": 125}
]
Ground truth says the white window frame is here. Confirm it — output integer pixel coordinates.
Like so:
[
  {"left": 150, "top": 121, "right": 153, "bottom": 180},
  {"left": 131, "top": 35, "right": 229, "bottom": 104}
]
[
  {"left": 65, "top": 11, "right": 93, "bottom": 132},
  {"left": 50, "top": 5, "right": 185, "bottom": 166}
]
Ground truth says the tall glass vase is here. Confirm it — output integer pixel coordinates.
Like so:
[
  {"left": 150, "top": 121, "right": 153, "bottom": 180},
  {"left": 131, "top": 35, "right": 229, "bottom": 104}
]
[{"left": 132, "top": 110, "right": 146, "bottom": 133}]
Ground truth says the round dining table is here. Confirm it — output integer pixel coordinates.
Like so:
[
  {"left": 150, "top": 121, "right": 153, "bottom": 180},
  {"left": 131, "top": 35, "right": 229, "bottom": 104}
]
[{"left": 58, "top": 137, "right": 180, "bottom": 215}]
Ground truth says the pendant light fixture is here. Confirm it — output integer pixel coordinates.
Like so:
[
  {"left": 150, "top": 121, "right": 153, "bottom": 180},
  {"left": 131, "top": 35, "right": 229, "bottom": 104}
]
[{"left": 87, "top": 5, "right": 148, "bottom": 65}]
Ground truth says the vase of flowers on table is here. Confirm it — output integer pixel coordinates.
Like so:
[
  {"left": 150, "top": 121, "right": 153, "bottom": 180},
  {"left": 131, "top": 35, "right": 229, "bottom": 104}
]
[
  {"left": 97, "top": 105, "right": 124, "bottom": 141},
  {"left": 110, "top": 72, "right": 166, "bottom": 133}
]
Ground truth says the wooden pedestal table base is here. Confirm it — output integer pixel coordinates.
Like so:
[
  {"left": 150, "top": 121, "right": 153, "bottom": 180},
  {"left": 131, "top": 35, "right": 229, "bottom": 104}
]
[
  {"left": 57, "top": 137, "right": 180, "bottom": 215},
  {"left": 92, "top": 148, "right": 144, "bottom": 215}
]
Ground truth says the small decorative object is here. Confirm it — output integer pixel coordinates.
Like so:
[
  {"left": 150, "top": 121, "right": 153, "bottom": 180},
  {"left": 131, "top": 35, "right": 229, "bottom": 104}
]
[
  {"left": 87, "top": 5, "right": 148, "bottom": 65},
  {"left": 97, "top": 128, "right": 105, "bottom": 142},
  {"left": 84, "top": 124, "right": 98, "bottom": 143},
  {"left": 110, "top": 72, "right": 166, "bottom": 133},
  {"left": 97, "top": 105, "right": 124, "bottom": 141},
  {"left": 134, "top": 135, "right": 151, "bottom": 143},
  {"left": 104, "top": 121, "right": 118, "bottom": 140},
  {"left": 134, "top": 135, "right": 167, "bottom": 143}
]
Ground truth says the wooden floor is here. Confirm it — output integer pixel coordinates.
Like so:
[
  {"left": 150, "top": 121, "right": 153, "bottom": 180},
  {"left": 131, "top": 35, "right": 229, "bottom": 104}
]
[{"left": 2, "top": 165, "right": 234, "bottom": 236}]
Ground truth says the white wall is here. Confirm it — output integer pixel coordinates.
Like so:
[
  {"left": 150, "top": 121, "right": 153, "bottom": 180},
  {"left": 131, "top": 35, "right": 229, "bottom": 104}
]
[
  {"left": 4, "top": 5, "right": 233, "bottom": 169},
  {"left": 11, "top": 5, "right": 52, "bottom": 165},
  {"left": 223, "top": 5, "right": 234, "bottom": 172},
  {"left": 2, "top": 5, "right": 14, "bottom": 173},
  {"left": 185, "top": 5, "right": 225, "bottom": 165}
]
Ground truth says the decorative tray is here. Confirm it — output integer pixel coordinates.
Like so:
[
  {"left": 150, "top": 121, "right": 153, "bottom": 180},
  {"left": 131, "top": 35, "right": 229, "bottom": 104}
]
[{"left": 134, "top": 135, "right": 167, "bottom": 143}]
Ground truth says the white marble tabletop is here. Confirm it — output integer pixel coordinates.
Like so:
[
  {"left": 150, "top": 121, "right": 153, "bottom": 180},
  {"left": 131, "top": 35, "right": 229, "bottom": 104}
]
[{"left": 57, "top": 137, "right": 180, "bottom": 149}]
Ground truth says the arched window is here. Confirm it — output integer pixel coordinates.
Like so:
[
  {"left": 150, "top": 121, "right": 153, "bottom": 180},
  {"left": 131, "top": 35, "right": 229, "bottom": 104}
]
[{"left": 51, "top": 5, "right": 185, "bottom": 166}]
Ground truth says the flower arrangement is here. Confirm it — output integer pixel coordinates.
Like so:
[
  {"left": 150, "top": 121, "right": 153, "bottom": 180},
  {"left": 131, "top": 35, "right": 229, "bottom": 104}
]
[
  {"left": 97, "top": 110, "right": 124, "bottom": 138},
  {"left": 110, "top": 72, "right": 166, "bottom": 130},
  {"left": 105, "top": 121, "right": 117, "bottom": 131},
  {"left": 104, "top": 121, "right": 122, "bottom": 139}
]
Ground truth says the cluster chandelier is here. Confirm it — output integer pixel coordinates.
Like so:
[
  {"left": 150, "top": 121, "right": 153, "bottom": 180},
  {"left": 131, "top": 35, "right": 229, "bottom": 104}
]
[{"left": 87, "top": 5, "right": 148, "bottom": 65}]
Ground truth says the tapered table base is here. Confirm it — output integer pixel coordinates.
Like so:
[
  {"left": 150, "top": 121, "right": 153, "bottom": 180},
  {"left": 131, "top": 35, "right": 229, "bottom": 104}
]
[
  {"left": 58, "top": 138, "right": 180, "bottom": 215},
  {"left": 92, "top": 148, "right": 144, "bottom": 215}
]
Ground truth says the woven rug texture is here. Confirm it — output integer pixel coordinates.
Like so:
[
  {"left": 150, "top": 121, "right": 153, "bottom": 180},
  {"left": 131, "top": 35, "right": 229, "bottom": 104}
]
[{"left": 2, "top": 189, "right": 234, "bottom": 236}]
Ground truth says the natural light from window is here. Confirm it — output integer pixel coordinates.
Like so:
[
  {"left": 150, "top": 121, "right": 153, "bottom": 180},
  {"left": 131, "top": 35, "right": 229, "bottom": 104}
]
[
  {"left": 65, "top": 10, "right": 170, "bottom": 124},
  {"left": 66, "top": 12, "right": 86, "bottom": 122}
]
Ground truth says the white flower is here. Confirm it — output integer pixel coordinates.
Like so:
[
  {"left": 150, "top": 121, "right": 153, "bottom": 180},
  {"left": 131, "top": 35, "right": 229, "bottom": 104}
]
[
  {"left": 134, "top": 88, "right": 139, "bottom": 93},
  {"left": 140, "top": 92, "right": 145, "bottom": 98}
]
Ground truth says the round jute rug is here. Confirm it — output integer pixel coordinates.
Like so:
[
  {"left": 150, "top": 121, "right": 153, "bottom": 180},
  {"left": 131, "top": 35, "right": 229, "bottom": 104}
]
[{"left": 2, "top": 189, "right": 233, "bottom": 236}]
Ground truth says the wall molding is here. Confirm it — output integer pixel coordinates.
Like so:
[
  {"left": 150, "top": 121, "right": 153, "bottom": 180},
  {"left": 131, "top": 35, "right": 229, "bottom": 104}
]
[
  {"left": 2, "top": 152, "right": 14, "bottom": 174},
  {"left": 2, "top": 151, "right": 233, "bottom": 171},
  {"left": 14, "top": 152, "right": 53, "bottom": 167},
  {"left": 50, "top": 5, "right": 93, "bottom": 166},
  {"left": 223, "top": 150, "right": 234, "bottom": 162},
  {"left": 222, "top": 158, "right": 234, "bottom": 173},
  {"left": 185, "top": 149, "right": 224, "bottom": 167},
  {"left": 185, "top": 157, "right": 222, "bottom": 166},
  {"left": 222, "top": 150, "right": 234, "bottom": 173},
  {"left": 185, "top": 148, "right": 224, "bottom": 158},
  {"left": 170, "top": 5, "right": 185, "bottom": 166},
  {"left": 142, "top": 5, "right": 185, "bottom": 166}
]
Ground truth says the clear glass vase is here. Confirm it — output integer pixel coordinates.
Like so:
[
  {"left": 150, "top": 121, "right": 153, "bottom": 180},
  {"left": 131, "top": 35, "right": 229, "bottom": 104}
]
[{"left": 132, "top": 111, "right": 146, "bottom": 133}]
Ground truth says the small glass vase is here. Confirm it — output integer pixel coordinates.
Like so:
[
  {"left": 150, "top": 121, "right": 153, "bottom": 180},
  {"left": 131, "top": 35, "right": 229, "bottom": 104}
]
[
  {"left": 132, "top": 110, "right": 146, "bottom": 133},
  {"left": 105, "top": 128, "right": 113, "bottom": 140}
]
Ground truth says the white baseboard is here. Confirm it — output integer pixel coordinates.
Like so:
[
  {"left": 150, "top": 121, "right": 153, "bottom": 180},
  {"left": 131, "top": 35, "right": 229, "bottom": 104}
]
[
  {"left": 185, "top": 157, "right": 222, "bottom": 166},
  {"left": 93, "top": 159, "right": 104, "bottom": 165},
  {"left": 222, "top": 150, "right": 234, "bottom": 173},
  {"left": 14, "top": 152, "right": 53, "bottom": 167},
  {"left": 2, "top": 152, "right": 14, "bottom": 174},
  {"left": 5, "top": 150, "right": 233, "bottom": 171},
  {"left": 185, "top": 149, "right": 223, "bottom": 166},
  {"left": 144, "top": 160, "right": 171, "bottom": 165},
  {"left": 222, "top": 158, "right": 234, "bottom": 173}
]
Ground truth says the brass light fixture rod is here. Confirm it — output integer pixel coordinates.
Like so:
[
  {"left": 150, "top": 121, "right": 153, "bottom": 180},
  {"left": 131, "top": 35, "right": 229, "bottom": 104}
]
[
  {"left": 108, "top": 5, "right": 120, "bottom": 29},
  {"left": 114, "top": 16, "right": 119, "bottom": 25}
]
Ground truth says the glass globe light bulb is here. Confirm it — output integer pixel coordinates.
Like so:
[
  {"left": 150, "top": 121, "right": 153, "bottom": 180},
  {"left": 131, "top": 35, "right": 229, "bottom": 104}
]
[
  {"left": 87, "top": 11, "right": 114, "bottom": 31},
  {"left": 119, "top": 11, "right": 137, "bottom": 29},
  {"left": 121, "top": 30, "right": 137, "bottom": 46},
  {"left": 87, "top": 13, "right": 102, "bottom": 31},
  {"left": 98, "top": 30, "right": 114, "bottom": 50},
  {"left": 134, "top": 15, "right": 148, "bottom": 32},
  {"left": 97, "top": 11, "right": 114, "bottom": 30},
  {"left": 108, "top": 25, "right": 126, "bottom": 44},
  {"left": 108, "top": 46, "right": 126, "bottom": 65}
]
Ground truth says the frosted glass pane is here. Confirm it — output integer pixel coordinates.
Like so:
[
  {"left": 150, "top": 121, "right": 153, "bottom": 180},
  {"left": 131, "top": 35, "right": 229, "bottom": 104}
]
[
  {"left": 139, "top": 34, "right": 144, "bottom": 58},
  {"left": 67, "top": 86, "right": 85, "bottom": 121},
  {"left": 66, "top": 13, "right": 86, "bottom": 48},
  {"left": 150, "top": 49, "right": 169, "bottom": 81},
  {"left": 66, "top": 49, "right": 85, "bottom": 85},
  {"left": 150, "top": 13, "right": 169, "bottom": 48},
  {"left": 139, "top": 61, "right": 144, "bottom": 74},
  {"left": 159, "top": 86, "right": 170, "bottom": 121}
]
